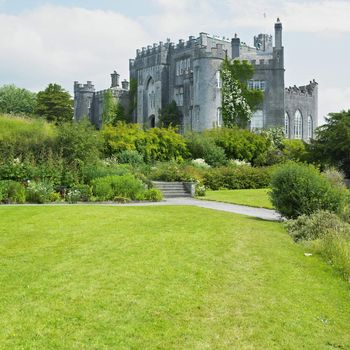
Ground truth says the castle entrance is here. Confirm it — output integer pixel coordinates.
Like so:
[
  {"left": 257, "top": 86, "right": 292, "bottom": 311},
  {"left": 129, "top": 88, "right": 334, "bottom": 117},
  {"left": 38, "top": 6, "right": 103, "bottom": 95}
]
[{"left": 149, "top": 115, "right": 156, "bottom": 128}]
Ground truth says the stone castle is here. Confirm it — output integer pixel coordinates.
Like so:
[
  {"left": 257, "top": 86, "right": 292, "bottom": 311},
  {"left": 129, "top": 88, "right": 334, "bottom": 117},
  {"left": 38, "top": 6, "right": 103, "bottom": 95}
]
[{"left": 74, "top": 19, "right": 318, "bottom": 140}]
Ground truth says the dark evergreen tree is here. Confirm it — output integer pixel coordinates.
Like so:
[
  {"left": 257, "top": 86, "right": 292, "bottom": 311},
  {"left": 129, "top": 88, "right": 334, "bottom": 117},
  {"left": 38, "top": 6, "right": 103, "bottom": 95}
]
[
  {"left": 35, "top": 83, "right": 73, "bottom": 124},
  {"left": 158, "top": 101, "right": 182, "bottom": 128}
]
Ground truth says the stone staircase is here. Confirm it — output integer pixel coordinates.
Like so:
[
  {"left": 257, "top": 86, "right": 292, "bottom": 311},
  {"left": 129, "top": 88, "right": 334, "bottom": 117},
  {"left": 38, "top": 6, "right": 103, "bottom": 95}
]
[{"left": 152, "top": 181, "right": 193, "bottom": 198}]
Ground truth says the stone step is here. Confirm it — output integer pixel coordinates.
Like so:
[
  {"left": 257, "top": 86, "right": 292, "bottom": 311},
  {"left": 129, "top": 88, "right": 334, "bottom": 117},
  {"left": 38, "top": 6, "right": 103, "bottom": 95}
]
[{"left": 152, "top": 181, "right": 192, "bottom": 198}]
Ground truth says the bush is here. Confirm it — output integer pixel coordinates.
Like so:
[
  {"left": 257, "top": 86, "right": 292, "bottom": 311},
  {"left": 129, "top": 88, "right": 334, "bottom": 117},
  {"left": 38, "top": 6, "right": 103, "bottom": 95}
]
[
  {"left": 82, "top": 162, "right": 133, "bottom": 184},
  {"left": 186, "top": 133, "right": 227, "bottom": 167},
  {"left": 285, "top": 210, "right": 349, "bottom": 242},
  {"left": 26, "top": 181, "right": 55, "bottom": 203},
  {"left": 92, "top": 175, "right": 146, "bottom": 201},
  {"left": 0, "top": 180, "right": 26, "bottom": 204},
  {"left": 203, "top": 165, "right": 272, "bottom": 190},
  {"left": 270, "top": 162, "right": 347, "bottom": 219},
  {"left": 117, "top": 150, "right": 144, "bottom": 165},
  {"left": 322, "top": 167, "right": 347, "bottom": 190},
  {"left": 65, "top": 184, "right": 92, "bottom": 203},
  {"left": 143, "top": 188, "right": 163, "bottom": 202}
]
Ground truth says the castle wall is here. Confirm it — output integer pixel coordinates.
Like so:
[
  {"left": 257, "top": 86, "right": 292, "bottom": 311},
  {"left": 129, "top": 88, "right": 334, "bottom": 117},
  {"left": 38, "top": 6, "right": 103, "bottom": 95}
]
[{"left": 285, "top": 81, "right": 318, "bottom": 140}]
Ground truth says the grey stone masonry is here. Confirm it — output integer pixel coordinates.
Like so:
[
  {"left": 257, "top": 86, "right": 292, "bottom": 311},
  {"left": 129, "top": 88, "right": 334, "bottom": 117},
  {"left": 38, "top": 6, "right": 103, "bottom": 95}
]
[{"left": 74, "top": 19, "right": 318, "bottom": 141}]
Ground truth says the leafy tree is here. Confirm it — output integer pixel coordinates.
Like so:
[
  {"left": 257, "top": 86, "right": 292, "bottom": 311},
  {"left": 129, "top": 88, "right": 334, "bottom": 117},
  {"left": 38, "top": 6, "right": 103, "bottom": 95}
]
[
  {"left": 158, "top": 101, "right": 183, "bottom": 128},
  {"left": 35, "top": 83, "right": 73, "bottom": 124},
  {"left": 221, "top": 59, "right": 264, "bottom": 128},
  {"left": 309, "top": 110, "right": 350, "bottom": 176},
  {"left": 0, "top": 84, "right": 37, "bottom": 115}
]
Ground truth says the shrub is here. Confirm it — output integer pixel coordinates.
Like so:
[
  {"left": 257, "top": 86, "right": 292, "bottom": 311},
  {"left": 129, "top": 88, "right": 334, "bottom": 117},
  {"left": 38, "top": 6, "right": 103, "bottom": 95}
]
[
  {"left": 82, "top": 162, "right": 133, "bottom": 184},
  {"left": 203, "top": 165, "right": 272, "bottom": 190},
  {"left": 322, "top": 167, "right": 347, "bottom": 190},
  {"left": 318, "top": 230, "right": 350, "bottom": 279},
  {"left": 0, "top": 180, "right": 26, "bottom": 204},
  {"left": 285, "top": 210, "right": 349, "bottom": 242},
  {"left": 26, "top": 181, "right": 55, "bottom": 203},
  {"left": 186, "top": 133, "right": 227, "bottom": 167},
  {"left": 270, "top": 162, "right": 347, "bottom": 219},
  {"left": 117, "top": 150, "right": 144, "bottom": 165},
  {"left": 92, "top": 175, "right": 146, "bottom": 201},
  {"left": 143, "top": 188, "right": 163, "bottom": 202},
  {"left": 65, "top": 184, "right": 92, "bottom": 203},
  {"left": 281, "top": 139, "right": 309, "bottom": 162}
]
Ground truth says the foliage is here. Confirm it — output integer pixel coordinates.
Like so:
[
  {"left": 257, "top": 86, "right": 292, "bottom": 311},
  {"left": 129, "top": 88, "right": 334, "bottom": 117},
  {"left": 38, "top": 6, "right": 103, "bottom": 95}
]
[
  {"left": 0, "top": 84, "right": 37, "bottom": 115},
  {"left": 309, "top": 110, "right": 350, "bottom": 176},
  {"left": 143, "top": 188, "right": 163, "bottom": 202},
  {"left": 285, "top": 210, "right": 349, "bottom": 242},
  {"left": 142, "top": 127, "right": 188, "bottom": 162},
  {"left": 91, "top": 175, "right": 146, "bottom": 201},
  {"left": 270, "top": 162, "right": 347, "bottom": 219},
  {"left": 322, "top": 167, "right": 347, "bottom": 190},
  {"left": 0, "top": 115, "right": 56, "bottom": 160},
  {"left": 221, "top": 59, "right": 263, "bottom": 128},
  {"left": 202, "top": 127, "right": 271, "bottom": 166},
  {"left": 185, "top": 133, "right": 227, "bottom": 167},
  {"left": 158, "top": 100, "right": 183, "bottom": 128},
  {"left": 102, "top": 89, "right": 117, "bottom": 125},
  {"left": 203, "top": 165, "right": 272, "bottom": 190},
  {"left": 285, "top": 210, "right": 350, "bottom": 280},
  {"left": 117, "top": 150, "right": 144, "bottom": 166},
  {"left": 102, "top": 122, "right": 144, "bottom": 156},
  {"left": 0, "top": 180, "right": 25, "bottom": 203},
  {"left": 25, "top": 180, "right": 55, "bottom": 204},
  {"left": 35, "top": 83, "right": 73, "bottom": 124},
  {"left": 56, "top": 119, "right": 103, "bottom": 165},
  {"left": 281, "top": 139, "right": 308, "bottom": 162}
]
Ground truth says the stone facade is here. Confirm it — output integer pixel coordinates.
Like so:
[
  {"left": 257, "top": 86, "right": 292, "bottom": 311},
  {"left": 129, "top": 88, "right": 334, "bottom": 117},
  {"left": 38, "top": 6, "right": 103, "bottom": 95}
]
[{"left": 74, "top": 19, "right": 318, "bottom": 140}]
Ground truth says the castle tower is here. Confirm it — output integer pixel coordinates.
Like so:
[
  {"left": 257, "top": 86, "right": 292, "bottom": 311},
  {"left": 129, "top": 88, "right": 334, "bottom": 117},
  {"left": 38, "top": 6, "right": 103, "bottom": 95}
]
[
  {"left": 74, "top": 81, "right": 95, "bottom": 122},
  {"left": 231, "top": 33, "right": 240, "bottom": 58}
]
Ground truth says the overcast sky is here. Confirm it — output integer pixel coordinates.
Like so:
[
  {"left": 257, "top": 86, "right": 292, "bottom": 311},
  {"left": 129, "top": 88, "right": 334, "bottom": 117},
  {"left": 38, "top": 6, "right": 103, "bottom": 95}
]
[{"left": 0, "top": 0, "right": 349, "bottom": 123}]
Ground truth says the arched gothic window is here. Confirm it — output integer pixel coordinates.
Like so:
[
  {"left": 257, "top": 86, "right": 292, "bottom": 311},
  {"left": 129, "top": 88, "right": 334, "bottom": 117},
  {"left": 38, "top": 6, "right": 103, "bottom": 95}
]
[
  {"left": 294, "top": 110, "right": 302, "bottom": 139},
  {"left": 284, "top": 112, "right": 290, "bottom": 137},
  {"left": 307, "top": 115, "right": 313, "bottom": 139}
]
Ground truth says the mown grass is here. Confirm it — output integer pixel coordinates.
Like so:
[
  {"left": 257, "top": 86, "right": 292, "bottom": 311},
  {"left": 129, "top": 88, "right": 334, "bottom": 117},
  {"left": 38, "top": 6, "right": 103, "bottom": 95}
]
[
  {"left": 203, "top": 188, "right": 273, "bottom": 209},
  {"left": 1, "top": 205, "right": 350, "bottom": 349}
]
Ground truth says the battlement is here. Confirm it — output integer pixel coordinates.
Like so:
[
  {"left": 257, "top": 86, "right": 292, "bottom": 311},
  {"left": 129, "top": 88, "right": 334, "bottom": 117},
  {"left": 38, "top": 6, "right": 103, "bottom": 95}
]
[
  {"left": 285, "top": 80, "right": 318, "bottom": 97},
  {"left": 74, "top": 81, "right": 95, "bottom": 93}
]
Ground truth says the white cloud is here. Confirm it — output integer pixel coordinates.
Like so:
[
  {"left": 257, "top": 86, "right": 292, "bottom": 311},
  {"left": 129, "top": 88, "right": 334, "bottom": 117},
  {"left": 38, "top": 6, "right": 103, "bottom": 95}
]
[
  {"left": 226, "top": 0, "right": 350, "bottom": 33},
  {"left": 0, "top": 5, "right": 151, "bottom": 91}
]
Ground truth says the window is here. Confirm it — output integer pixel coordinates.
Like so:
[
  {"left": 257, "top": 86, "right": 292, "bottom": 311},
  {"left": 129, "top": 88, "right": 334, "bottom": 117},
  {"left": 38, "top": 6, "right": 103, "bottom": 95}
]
[
  {"left": 307, "top": 115, "right": 313, "bottom": 139},
  {"left": 248, "top": 80, "right": 266, "bottom": 91},
  {"left": 175, "top": 87, "right": 184, "bottom": 106},
  {"left": 216, "top": 71, "right": 222, "bottom": 88},
  {"left": 217, "top": 107, "right": 222, "bottom": 127},
  {"left": 294, "top": 110, "right": 302, "bottom": 139},
  {"left": 176, "top": 58, "right": 191, "bottom": 76},
  {"left": 284, "top": 112, "right": 290, "bottom": 137},
  {"left": 250, "top": 110, "right": 264, "bottom": 130}
]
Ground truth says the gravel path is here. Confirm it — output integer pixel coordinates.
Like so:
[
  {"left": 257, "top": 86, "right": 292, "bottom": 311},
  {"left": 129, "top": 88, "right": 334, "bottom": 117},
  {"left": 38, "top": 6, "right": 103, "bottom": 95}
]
[{"left": 121, "top": 197, "right": 281, "bottom": 221}]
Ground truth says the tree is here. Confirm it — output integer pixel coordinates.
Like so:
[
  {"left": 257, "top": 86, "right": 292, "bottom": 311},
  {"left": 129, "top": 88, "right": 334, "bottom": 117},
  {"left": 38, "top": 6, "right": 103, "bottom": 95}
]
[
  {"left": 309, "top": 110, "right": 350, "bottom": 177},
  {"left": 158, "top": 100, "right": 182, "bottom": 128},
  {"left": 35, "top": 83, "right": 73, "bottom": 124},
  {"left": 0, "top": 84, "right": 37, "bottom": 115},
  {"left": 221, "top": 59, "right": 264, "bottom": 128}
]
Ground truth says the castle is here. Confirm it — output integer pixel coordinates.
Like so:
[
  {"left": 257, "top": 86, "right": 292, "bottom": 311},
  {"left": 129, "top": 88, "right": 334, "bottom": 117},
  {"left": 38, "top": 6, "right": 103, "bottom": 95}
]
[{"left": 74, "top": 19, "right": 318, "bottom": 140}]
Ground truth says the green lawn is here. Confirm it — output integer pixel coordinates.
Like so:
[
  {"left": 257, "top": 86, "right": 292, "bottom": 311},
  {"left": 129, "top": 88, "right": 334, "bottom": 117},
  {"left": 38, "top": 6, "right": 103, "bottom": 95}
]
[
  {"left": 203, "top": 188, "right": 273, "bottom": 209},
  {"left": 1, "top": 206, "right": 350, "bottom": 349}
]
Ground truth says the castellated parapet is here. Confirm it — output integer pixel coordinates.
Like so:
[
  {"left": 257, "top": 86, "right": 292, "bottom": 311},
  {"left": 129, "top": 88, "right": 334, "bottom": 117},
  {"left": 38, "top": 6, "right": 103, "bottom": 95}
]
[{"left": 74, "top": 19, "right": 318, "bottom": 140}]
